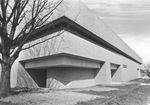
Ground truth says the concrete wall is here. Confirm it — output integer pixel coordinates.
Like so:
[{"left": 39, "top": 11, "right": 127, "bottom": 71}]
[
  {"left": 52, "top": 0, "right": 142, "bottom": 63},
  {"left": 6, "top": 30, "right": 141, "bottom": 88},
  {"left": 17, "top": 63, "right": 38, "bottom": 88},
  {"left": 58, "top": 32, "right": 141, "bottom": 82},
  {"left": 24, "top": 54, "right": 100, "bottom": 69},
  {"left": 15, "top": 32, "right": 141, "bottom": 88},
  {"left": 95, "top": 62, "right": 111, "bottom": 84},
  {"left": 46, "top": 67, "right": 95, "bottom": 89}
]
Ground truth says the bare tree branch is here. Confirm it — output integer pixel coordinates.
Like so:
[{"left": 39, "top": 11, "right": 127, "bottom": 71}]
[
  {"left": 12, "top": 0, "right": 63, "bottom": 49},
  {"left": 0, "top": 0, "right": 6, "bottom": 22},
  {"left": 6, "top": 1, "right": 19, "bottom": 24},
  {"left": 0, "top": 0, "right": 65, "bottom": 97},
  {"left": 141, "top": 63, "right": 150, "bottom": 78},
  {"left": 0, "top": 14, "right": 3, "bottom": 22},
  {"left": 0, "top": 43, "right": 2, "bottom": 53},
  {"left": 0, "top": 58, "right": 7, "bottom": 65}
]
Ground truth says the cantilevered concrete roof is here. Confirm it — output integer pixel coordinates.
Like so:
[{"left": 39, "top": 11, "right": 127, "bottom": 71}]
[
  {"left": 20, "top": 53, "right": 101, "bottom": 69},
  {"left": 19, "top": 0, "right": 142, "bottom": 64}
]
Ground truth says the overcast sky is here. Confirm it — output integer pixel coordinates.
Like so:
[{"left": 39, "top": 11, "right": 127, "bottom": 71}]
[{"left": 81, "top": 0, "right": 150, "bottom": 63}]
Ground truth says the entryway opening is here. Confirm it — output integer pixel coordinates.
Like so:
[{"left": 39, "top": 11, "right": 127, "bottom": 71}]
[
  {"left": 110, "top": 63, "right": 122, "bottom": 82},
  {"left": 26, "top": 69, "right": 47, "bottom": 87}
]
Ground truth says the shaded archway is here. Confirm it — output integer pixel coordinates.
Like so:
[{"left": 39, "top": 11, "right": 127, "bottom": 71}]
[{"left": 26, "top": 69, "right": 47, "bottom": 87}]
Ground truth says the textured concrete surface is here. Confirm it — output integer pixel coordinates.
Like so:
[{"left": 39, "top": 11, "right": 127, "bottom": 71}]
[
  {"left": 47, "top": 67, "right": 95, "bottom": 89},
  {"left": 17, "top": 63, "right": 38, "bottom": 88},
  {"left": 23, "top": 53, "right": 101, "bottom": 69},
  {"left": 14, "top": 31, "right": 141, "bottom": 88},
  {"left": 51, "top": 0, "right": 142, "bottom": 63}
]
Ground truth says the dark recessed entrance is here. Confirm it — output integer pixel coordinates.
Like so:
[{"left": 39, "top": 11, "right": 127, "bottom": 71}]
[
  {"left": 26, "top": 69, "right": 47, "bottom": 87},
  {"left": 110, "top": 63, "right": 122, "bottom": 82}
]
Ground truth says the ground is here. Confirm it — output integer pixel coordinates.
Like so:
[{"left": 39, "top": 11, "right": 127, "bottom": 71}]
[{"left": 0, "top": 78, "right": 150, "bottom": 105}]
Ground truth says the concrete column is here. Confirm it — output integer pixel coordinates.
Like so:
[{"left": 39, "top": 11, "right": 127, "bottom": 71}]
[
  {"left": 95, "top": 61, "right": 111, "bottom": 84},
  {"left": 106, "top": 62, "right": 112, "bottom": 83}
]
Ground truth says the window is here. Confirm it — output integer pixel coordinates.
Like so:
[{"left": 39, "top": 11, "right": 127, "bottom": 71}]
[{"left": 123, "top": 64, "right": 127, "bottom": 68}]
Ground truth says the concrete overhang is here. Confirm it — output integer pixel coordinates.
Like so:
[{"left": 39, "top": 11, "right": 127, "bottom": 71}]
[
  {"left": 17, "top": 16, "right": 141, "bottom": 64},
  {"left": 20, "top": 53, "right": 102, "bottom": 69}
]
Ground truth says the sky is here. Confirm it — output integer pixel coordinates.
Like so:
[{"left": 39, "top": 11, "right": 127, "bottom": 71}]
[{"left": 80, "top": 0, "right": 150, "bottom": 63}]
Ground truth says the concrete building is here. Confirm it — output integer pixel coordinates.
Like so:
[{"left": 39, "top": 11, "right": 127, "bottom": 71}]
[{"left": 11, "top": 0, "right": 142, "bottom": 89}]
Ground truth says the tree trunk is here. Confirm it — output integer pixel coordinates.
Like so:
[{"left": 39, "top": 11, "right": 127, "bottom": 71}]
[{"left": 0, "top": 60, "right": 12, "bottom": 98}]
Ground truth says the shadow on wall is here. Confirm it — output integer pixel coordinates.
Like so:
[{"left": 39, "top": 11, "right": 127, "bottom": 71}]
[
  {"left": 47, "top": 78, "right": 65, "bottom": 89},
  {"left": 17, "top": 64, "right": 62, "bottom": 89},
  {"left": 110, "top": 63, "right": 122, "bottom": 82},
  {"left": 17, "top": 63, "right": 38, "bottom": 88},
  {"left": 46, "top": 67, "right": 99, "bottom": 89},
  {"left": 17, "top": 64, "right": 100, "bottom": 89},
  {"left": 26, "top": 69, "right": 47, "bottom": 88}
]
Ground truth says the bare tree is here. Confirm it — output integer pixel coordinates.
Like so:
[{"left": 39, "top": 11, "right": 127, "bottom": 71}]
[
  {"left": 0, "top": 0, "right": 63, "bottom": 98},
  {"left": 23, "top": 31, "right": 65, "bottom": 59},
  {"left": 141, "top": 63, "right": 150, "bottom": 78}
]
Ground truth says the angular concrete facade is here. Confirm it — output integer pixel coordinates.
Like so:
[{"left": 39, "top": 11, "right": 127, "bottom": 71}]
[{"left": 5, "top": 0, "right": 142, "bottom": 89}]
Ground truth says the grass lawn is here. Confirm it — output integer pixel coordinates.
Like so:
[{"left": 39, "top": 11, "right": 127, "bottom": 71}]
[
  {"left": 0, "top": 78, "right": 150, "bottom": 105},
  {"left": 76, "top": 78, "right": 150, "bottom": 105}
]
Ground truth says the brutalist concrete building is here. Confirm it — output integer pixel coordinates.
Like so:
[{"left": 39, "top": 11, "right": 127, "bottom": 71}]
[{"left": 14, "top": 0, "right": 142, "bottom": 89}]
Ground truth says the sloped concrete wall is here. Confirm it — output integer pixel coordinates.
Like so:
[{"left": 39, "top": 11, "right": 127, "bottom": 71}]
[
  {"left": 17, "top": 63, "right": 38, "bottom": 88},
  {"left": 51, "top": 0, "right": 142, "bottom": 63},
  {"left": 95, "top": 62, "right": 111, "bottom": 84}
]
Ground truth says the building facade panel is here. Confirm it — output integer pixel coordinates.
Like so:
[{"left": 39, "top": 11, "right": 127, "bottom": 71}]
[
  {"left": 51, "top": 0, "right": 142, "bottom": 63},
  {"left": 57, "top": 32, "right": 141, "bottom": 82}
]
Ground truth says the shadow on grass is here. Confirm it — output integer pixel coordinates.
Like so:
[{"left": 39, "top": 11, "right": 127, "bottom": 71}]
[
  {"left": 75, "top": 83, "right": 140, "bottom": 105},
  {"left": 74, "top": 89, "right": 123, "bottom": 105},
  {"left": 0, "top": 101, "right": 20, "bottom": 105},
  {"left": 76, "top": 90, "right": 122, "bottom": 97}
]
